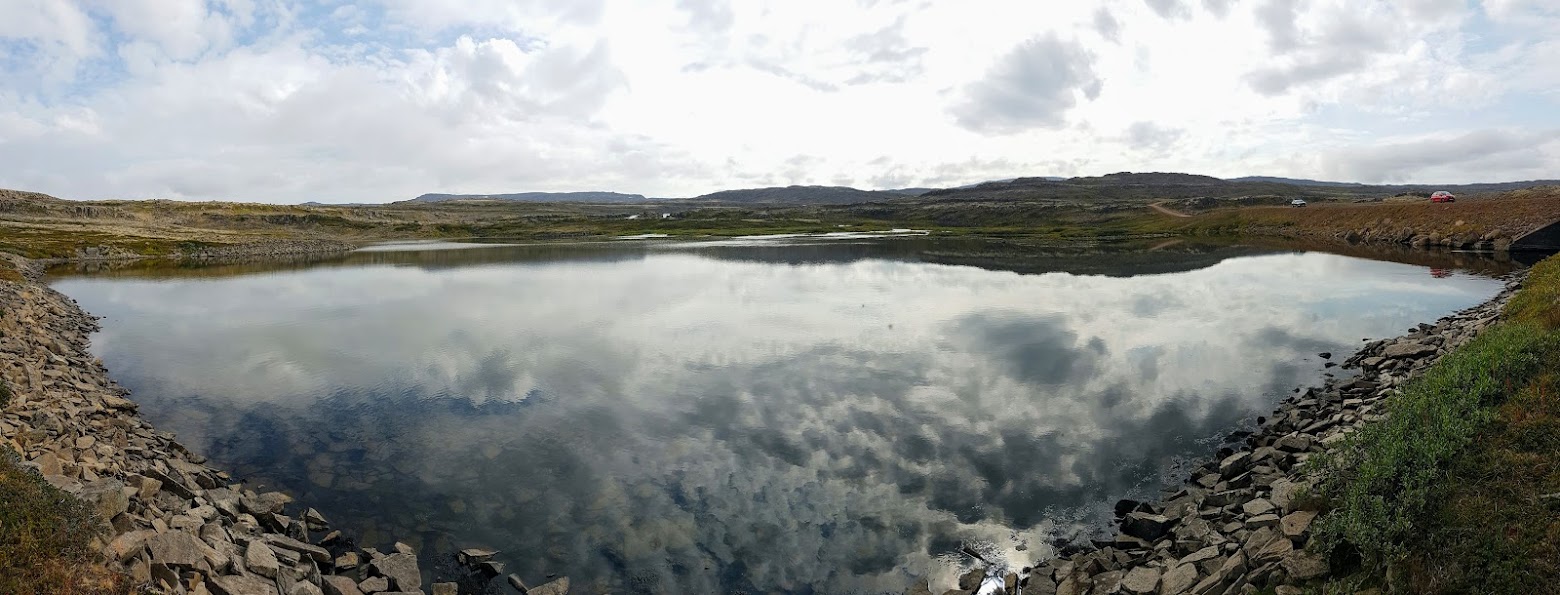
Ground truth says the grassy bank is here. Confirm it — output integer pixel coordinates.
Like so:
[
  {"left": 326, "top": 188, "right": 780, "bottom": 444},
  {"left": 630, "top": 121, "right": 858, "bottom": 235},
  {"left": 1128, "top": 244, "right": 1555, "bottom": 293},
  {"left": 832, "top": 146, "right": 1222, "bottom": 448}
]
[
  {"left": 0, "top": 449, "right": 126, "bottom": 593},
  {"left": 1314, "top": 253, "right": 1560, "bottom": 593}
]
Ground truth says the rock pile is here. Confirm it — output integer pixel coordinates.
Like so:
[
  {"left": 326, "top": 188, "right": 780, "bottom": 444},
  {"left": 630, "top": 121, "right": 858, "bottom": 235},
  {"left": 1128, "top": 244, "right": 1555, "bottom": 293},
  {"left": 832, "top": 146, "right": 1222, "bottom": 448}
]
[
  {"left": 0, "top": 276, "right": 554, "bottom": 594},
  {"left": 910, "top": 275, "right": 1521, "bottom": 595}
]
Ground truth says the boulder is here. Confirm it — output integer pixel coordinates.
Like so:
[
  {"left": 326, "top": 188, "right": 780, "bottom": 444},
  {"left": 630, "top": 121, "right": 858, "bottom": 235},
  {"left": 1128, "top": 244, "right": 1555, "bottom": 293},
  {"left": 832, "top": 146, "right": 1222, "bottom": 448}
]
[
  {"left": 245, "top": 540, "right": 280, "bottom": 579},
  {"left": 1218, "top": 452, "right": 1251, "bottom": 479},
  {"left": 458, "top": 547, "right": 499, "bottom": 566},
  {"left": 1270, "top": 479, "right": 1308, "bottom": 513},
  {"left": 371, "top": 553, "right": 421, "bottom": 592},
  {"left": 240, "top": 491, "right": 293, "bottom": 516},
  {"left": 147, "top": 531, "right": 210, "bottom": 569},
  {"left": 1241, "top": 499, "right": 1276, "bottom": 517},
  {"left": 209, "top": 575, "right": 280, "bottom": 595},
  {"left": 1280, "top": 510, "right": 1318, "bottom": 541},
  {"left": 432, "top": 583, "right": 458, "bottom": 595},
  {"left": 529, "top": 577, "right": 570, "bottom": 595},
  {"left": 321, "top": 576, "right": 364, "bottom": 595},
  {"left": 1120, "top": 567, "right": 1159, "bottom": 594},
  {"left": 105, "top": 529, "right": 154, "bottom": 563},
  {"left": 1122, "top": 512, "right": 1176, "bottom": 541},
  {"left": 335, "top": 551, "right": 360, "bottom": 571},
  {"left": 77, "top": 478, "right": 128, "bottom": 521},
  {"left": 1281, "top": 550, "right": 1329, "bottom": 580},
  {"left": 357, "top": 577, "right": 388, "bottom": 593},
  {"left": 1161, "top": 563, "right": 1198, "bottom": 595},
  {"left": 1381, "top": 342, "right": 1436, "bottom": 358}
]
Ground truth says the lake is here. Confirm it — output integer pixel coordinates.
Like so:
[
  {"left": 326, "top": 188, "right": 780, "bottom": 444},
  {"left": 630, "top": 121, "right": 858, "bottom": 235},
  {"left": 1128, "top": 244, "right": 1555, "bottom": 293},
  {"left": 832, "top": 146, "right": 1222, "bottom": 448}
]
[{"left": 49, "top": 238, "right": 1513, "bottom": 594}]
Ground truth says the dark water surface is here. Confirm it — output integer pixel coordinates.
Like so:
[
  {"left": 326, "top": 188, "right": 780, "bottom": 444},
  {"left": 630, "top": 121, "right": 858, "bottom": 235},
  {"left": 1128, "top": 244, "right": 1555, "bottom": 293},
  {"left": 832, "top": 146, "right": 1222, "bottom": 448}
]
[{"left": 50, "top": 239, "right": 1511, "bottom": 594}]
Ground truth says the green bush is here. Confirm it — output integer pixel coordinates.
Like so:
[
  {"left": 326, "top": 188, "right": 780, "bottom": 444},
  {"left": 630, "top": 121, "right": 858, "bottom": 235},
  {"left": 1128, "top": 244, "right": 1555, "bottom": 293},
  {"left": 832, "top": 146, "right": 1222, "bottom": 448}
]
[
  {"left": 1314, "top": 321, "right": 1560, "bottom": 572},
  {"left": 0, "top": 377, "right": 10, "bottom": 410},
  {"left": 0, "top": 450, "right": 126, "bottom": 593}
]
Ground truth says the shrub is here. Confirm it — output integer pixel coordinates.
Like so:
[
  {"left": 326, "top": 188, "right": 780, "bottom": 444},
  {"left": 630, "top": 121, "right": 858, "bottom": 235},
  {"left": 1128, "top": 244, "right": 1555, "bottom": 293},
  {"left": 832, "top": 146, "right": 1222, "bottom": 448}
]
[{"left": 0, "top": 450, "right": 127, "bottom": 593}]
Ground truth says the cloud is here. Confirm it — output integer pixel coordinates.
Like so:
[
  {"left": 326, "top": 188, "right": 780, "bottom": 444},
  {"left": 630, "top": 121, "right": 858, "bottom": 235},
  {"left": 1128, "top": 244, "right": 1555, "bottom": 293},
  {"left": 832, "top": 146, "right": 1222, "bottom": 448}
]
[
  {"left": 952, "top": 34, "right": 1100, "bottom": 134},
  {"left": 1202, "top": 0, "right": 1236, "bottom": 18},
  {"left": 0, "top": 0, "right": 1557, "bottom": 200},
  {"left": 1144, "top": 0, "right": 1190, "bottom": 20},
  {"left": 1125, "top": 121, "right": 1185, "bottom": 154},
  {"left": 1316, "top": 128, "right": 1560, "bottom": 182},
  {"left": 56, "top": 247, "right": 1508, "bottom": 592},
  {"left": 1093, "top": 8, "right": 1121, "bottom": 42}
]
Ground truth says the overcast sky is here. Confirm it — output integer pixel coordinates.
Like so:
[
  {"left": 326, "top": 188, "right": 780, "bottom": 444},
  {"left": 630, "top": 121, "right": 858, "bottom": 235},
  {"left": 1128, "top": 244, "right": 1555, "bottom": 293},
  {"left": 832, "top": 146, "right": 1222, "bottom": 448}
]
[{"left": 2, "top": 0, "right": 1557, "bottom": 203}]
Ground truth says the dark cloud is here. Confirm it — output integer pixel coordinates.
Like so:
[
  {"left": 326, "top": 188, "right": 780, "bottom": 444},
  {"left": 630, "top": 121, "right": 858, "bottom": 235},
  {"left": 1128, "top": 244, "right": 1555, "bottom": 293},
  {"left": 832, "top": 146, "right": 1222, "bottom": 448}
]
[
  {"left": 952, "top": 34, "right": 1100, "bottom": 134},
  {"left": 945, "top": 312, "right": 1107, "bottom": 386},
  {"left": 1144, "top": 0, "right": 1191, "bottom": 19}
]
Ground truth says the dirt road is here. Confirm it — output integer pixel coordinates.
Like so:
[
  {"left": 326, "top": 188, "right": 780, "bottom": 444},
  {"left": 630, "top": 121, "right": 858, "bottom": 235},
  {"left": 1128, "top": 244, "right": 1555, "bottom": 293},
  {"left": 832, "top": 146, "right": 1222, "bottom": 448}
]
[{"left": 1149, "top": 201, "right": 1193, "bottom": 218}]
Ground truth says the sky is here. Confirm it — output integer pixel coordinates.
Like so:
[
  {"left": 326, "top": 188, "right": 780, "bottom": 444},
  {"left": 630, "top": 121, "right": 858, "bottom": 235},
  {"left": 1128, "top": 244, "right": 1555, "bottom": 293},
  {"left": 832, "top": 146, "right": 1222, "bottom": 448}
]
[{"left": 1, "top": 0, "right": 1557, "bottom": 204}]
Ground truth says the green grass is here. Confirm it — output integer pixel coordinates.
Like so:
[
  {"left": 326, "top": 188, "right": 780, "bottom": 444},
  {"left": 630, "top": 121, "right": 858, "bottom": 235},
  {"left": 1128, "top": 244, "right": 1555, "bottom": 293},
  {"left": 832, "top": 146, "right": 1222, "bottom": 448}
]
[
  {"left": 0, "top": 450, "right": 128, "bottom": 594},
  {"left": 1313, "top": 254, "right": 1560, "bottom": 593}
]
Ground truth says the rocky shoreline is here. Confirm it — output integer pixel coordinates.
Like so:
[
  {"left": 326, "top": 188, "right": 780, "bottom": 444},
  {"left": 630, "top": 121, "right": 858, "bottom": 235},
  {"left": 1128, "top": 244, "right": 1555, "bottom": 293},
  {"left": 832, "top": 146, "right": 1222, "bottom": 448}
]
[
  {"left": 911, "top": 273, "right": 1524, "bottom": 595},
  {"left": 0, "top": 259, "right": 567, "bottom": 595}
]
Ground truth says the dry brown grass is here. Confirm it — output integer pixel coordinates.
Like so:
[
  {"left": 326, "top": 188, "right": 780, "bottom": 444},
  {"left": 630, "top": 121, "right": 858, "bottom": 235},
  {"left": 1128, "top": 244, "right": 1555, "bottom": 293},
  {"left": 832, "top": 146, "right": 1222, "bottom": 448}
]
[
  {"left": 1175, "top": 190, "right": 1560, "bottom": 244},
  {"left": 0, "top": 451, "right": 135, "bottom": 594}
]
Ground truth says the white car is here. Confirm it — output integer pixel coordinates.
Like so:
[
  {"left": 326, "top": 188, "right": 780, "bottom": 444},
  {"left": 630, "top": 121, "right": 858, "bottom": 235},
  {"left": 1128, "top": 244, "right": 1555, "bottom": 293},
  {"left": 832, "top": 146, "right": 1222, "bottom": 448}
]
[{"left": 1290, "top": 199, "right": 1308, "bottom": 207}]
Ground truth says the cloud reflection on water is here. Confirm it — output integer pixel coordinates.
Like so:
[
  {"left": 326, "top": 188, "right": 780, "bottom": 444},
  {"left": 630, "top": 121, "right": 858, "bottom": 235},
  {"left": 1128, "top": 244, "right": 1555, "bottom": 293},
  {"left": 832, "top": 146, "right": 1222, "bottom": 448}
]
[{"left": 54, "top": 247, "right": 1503, "bottom": 594}]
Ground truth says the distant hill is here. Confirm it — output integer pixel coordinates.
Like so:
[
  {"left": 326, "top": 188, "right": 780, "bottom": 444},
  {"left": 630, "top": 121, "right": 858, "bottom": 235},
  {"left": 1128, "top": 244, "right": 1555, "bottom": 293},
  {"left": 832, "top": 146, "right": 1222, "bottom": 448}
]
[
  {"left": 1071, "top": 172, "right": 1226, "bottom": 185},
  {"left": 688, "top": 185, "right": 905, "bottom": 205},
  {"left": 405, "top": 191, "right": 649, "bottom": 204},
  {"left": 1228, "top": 176, "right": 1365, "bottom": 187}
]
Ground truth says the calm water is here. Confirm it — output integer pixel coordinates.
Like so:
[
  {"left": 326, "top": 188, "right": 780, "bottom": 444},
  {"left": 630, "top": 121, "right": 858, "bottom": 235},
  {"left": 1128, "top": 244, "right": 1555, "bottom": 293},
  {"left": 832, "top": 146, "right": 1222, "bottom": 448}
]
[{"left": 51, "top": 239, "right": 1509, "bottom": 594}]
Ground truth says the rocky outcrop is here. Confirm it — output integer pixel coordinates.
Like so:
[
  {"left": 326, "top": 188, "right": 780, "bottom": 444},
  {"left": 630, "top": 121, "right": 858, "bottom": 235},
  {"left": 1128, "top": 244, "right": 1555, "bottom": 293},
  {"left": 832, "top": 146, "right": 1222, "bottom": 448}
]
[
  {"left": 0, "top": 272, "right": 555, "bottom": 594},
  {"left": 177, "top": 240, "right": 356, "bottom": 261},
  {"left": 909, "top": 274, "right": 1521, "bottom": 595}
]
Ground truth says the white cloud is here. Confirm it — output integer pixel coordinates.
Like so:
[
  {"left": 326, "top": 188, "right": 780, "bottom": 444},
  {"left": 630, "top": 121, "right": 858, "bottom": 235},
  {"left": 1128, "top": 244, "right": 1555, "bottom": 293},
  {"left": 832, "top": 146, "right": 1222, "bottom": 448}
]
[{"left": 0, "top": 0, "right": 1556, "bottom": 202}]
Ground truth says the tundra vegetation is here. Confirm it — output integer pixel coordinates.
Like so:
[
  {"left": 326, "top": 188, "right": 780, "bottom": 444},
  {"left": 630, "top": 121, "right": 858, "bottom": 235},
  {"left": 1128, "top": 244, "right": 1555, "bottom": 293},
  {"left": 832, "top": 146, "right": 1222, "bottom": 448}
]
[{"left": 1314, "top": 253, "right": 1560, "bottom": 594}]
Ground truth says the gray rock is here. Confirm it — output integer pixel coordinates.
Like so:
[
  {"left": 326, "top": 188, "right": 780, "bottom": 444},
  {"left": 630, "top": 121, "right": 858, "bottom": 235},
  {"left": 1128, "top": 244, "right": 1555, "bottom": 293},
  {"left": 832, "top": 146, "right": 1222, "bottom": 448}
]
[
  {"left": 1122, "top": 512, "right": 1176, "bottom": 541},
  {"left": 506, "top": 574, "right": 529, "bottom": 592},
  {"left": 1270, "top": 479, "right": 1308, "bottom": 513},
  {"left": 529, "top": 577, "right": 570, "bottom": 595},
  {"left": 1281, "top": 550, "right": 1329, "bottom": 580},
  {"left": 1120, "top": 566, "right": 1159, "bottom": 594},
  {"left": 431, "top": 583, "right": 457, "bottom": 595},
  {"left": 1219, "top": 452, "right": 1251, "bottom": 478},
  {"left": 371, "top": 553, "right": 421, "bottom": 592},
  {"left": 245, "top": 539, "right": 281, "bottom": 579},
  {"left": 77, "top": 478, "right": 128, "bottom": 521},
  {"left": 1241, "top": 499, "right": 1276, "bottom": 517},
  {"left": 459, "top": 547, "right": 499, "bottom": 565},
  {"left": 1179, "top": 546, "right": 1222, "bottom": 566},
  {"left": 289, "top": 582, "right": 324, "bottom": 595},
  {"left": 321, "top": 576, "right": 364, "bottom": 595},
  {"left": 105, "top": 529, "right": 154, "bottom": 563},
  {"left": 240, "top": 491, "right": 293, "bottom": 516},
  {"left": 1160, "top": 563, "right": 1198, "bottom": 595},
  {"left": 147, "top": 530, "right": 209, "bottom": 569},
  {"left": 1280, "top": 510, "right": 1318, "bottom": 540},
  {"left": 357, "top": 576, "right": 388, "bottom": 593},
  {"left": 267, "top": 534, "right": 332, "bottom": 564},
  {"left": 335, "top": 551, "right": 360, "bottom": 571},
  {"left": 1381, "top": 342, "right": 1436, "bottom": 358},
  {"left": 209, "top": 574, "right": 280, "bottom": 595}
]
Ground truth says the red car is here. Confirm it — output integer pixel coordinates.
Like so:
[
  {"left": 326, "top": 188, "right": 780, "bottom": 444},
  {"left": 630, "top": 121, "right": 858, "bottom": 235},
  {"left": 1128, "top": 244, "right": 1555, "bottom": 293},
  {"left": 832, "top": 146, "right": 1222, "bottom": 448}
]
[{"left": 1431, "top": 191, "right": 1456, "bottom": 203}]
